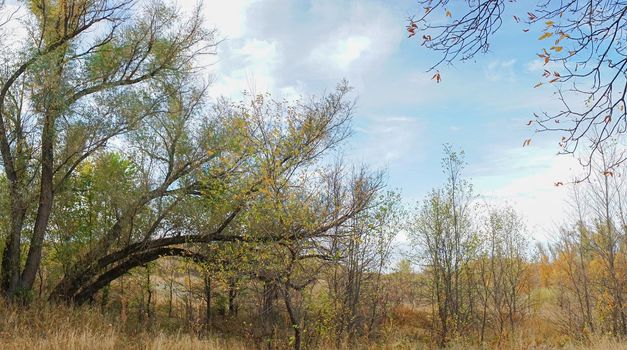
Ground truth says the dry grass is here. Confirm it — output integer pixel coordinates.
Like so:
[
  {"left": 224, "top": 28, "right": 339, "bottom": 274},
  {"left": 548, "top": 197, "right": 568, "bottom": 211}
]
[
  {"left": 0, "top": 300, "right": 246, "bottom": 350},
  {"left": 0, "top": 299, "right": 626, "bottom": 349}
]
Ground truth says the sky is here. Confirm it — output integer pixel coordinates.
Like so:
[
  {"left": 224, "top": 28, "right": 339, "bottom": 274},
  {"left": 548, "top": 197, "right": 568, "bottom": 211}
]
[
  {"left": 179, "top": 0, "right": 589, "bottom": 244},
  {"left": 1, "top": 0, "right": 583, "bottom": 243}
]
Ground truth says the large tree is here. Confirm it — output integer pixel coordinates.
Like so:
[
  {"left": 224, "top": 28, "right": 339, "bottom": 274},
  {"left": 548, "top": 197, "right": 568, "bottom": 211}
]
[{"left": 0, "top": 0, "right": 214, "bottom": 299}]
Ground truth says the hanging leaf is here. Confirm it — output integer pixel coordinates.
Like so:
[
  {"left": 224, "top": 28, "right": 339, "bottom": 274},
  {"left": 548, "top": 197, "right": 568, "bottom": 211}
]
[
  {"left": 538, "top": 32, "right": 553, "bottom": 40},
  {"left": 432, "top": 71, "right": 441, "bottom": 83}
]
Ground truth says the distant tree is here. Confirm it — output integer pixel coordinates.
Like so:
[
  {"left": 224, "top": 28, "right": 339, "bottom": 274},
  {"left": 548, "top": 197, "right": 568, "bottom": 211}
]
[{"left": 408, "top": 145, "right": 477, "bottom": 346}]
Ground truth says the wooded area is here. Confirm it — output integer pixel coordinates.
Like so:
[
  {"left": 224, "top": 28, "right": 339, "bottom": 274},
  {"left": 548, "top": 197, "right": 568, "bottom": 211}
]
[{"left": 0, "top": 0, "right": 625, "bottom": 349}]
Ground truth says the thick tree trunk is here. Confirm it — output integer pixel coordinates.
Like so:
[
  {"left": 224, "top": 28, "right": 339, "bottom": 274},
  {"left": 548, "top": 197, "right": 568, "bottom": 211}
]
[{"left": 20, "top": 112, "right": 55, "bottom": 292}]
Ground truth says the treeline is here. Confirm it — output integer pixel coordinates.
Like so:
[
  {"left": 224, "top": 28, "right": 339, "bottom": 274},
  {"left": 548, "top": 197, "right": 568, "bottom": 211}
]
[{"left": 405, "top": 146, "right": 627, "bottom": 348}]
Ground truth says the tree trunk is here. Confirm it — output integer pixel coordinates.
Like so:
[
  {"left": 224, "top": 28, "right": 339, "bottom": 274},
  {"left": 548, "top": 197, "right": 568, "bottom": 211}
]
[{"left": 204, "top": 271, "right": 212, "bottom": 327}]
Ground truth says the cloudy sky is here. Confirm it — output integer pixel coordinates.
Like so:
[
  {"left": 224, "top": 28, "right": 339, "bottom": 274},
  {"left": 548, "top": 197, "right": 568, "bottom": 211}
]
[{"left": 185, "top": 0, "right": 583, "bottom": 242}]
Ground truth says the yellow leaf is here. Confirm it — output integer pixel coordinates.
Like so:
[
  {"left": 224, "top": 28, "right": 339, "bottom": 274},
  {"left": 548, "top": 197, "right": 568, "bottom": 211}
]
[
  {"left": 545, "top": 20, "right": 554, "bottom": 27},
  {"left": 538, "top": 32, "right": 553, "bottom": 40},
  {"left": 551, "top": 46, "right": 563, "bottom": 52}
]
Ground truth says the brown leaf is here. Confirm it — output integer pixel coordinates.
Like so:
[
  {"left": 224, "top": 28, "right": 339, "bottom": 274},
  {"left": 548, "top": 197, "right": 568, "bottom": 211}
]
[{"left": 432, "top": 71, "right": 441, "bottom": 83}]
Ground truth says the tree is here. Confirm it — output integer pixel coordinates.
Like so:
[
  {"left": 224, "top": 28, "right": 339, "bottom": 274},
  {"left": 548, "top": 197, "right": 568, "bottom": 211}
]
[
  {"left": 409, "top": 1, "right": 627, "bottom": 173},
  {"left": 0, "top": 0, "right": 214, "bottom": 299},
  {"left": 46, "top": 82, "right": 357, "bottom": 303},
  {"left": 408, "top": 145, "right": 476, "bottom": 346}
]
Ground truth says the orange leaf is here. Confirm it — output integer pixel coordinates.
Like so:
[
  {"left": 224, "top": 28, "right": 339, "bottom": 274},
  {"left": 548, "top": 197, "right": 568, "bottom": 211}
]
[
  {"left": 446, "top": 10, "right": 452, "bottom": 17},
  {"left": 538, "top": 32, "right": 553, "bottom": 40},
  {"left": 432, "top": 71, "right": 441, "bottom": 83}
]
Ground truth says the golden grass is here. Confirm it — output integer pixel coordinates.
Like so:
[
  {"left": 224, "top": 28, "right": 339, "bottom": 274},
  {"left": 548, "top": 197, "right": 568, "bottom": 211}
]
[
  {"left": 0, "top": 299, "right": 625, "bottom": 349},
  {"left": 0, "top": 300, "right": 247, "bottom": 350}
]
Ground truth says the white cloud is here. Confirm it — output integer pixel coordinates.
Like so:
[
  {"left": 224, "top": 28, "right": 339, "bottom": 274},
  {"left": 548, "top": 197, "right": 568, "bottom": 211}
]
[
  {"left": 484, "top": 59, "right": 517, "bottom": 82},
  {"left": 311, "top": 35, "right": 372, "bottom": 70},
  {"left": 351, "top": 115, "right": 424, "bottom": 167},
  {"left": 195, "top": 0, "right": 259, "bottom": 40},
  {"left": 472, "top": 146, "right": 581, "bottom": 241}
]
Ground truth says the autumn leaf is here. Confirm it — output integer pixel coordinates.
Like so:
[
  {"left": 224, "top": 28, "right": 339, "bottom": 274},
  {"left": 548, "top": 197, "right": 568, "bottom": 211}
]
[
  {"left": 445, "top": 10, "right": 452, "bottom": 17},
  {"left": 549, "top": 77, "right": 560, "bottom": 83},
  {"left": 528, "top": 12, "right": 537, "bottom": 20},
  {"left": 513, "top": 15, "right": 520, "bottom": 23},
  {"left": 554, "top": 181, "right": 564, "bottom": 187},
  {"left": 432, "top": 71, "right": 441, "bottom": 83},
  {"left": 526, "top": 120, "right": 533, "bottom": 126},
  {"left": 543, "top": 69, "right": 551, "bottom": 78},
  {"left": 534, "top": 82, "right": 543, "bottom": 88},
  {"left": 523, "top": 139, "right": 532, "bottom": 147},
  {"left": 603, "top": 171, "right": 614, "bottom": 177},
  {"left": 545, "top": 20, "right": 554, "bottom": 27},
  {"left": 538, "top": 32, "right": 553, "bottom": 40},
  {"left": 523, "top": 29, "right": 530, "bottom": 32},
  {"left": 550, "top": 46, "right": 563, "bottom": 52},
  {"left": 407, "top": 21, "right": 418, "bottom": 38},
  {"left": 604, "top": 115, "right": 612, "bottom": 124}
]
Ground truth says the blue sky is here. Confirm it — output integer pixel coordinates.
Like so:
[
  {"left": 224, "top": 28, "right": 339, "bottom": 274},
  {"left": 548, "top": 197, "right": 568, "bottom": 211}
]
[{"left": 183, "top": 0, "right": 584, "bottom": 241}]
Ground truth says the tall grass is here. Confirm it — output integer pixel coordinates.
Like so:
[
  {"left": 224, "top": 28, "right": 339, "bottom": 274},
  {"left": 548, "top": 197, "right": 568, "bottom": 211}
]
[
  {"left": 0, "top": 300, "right": 246, "bottom": 350},
  {"left": 0, "top": 299, "right": 625, "bottom": 349}
]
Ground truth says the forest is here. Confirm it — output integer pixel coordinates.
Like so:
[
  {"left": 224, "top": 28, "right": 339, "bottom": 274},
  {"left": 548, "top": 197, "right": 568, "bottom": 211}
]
[{"left": 0, "top": 0, "right": 625, "bottom": 349}]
